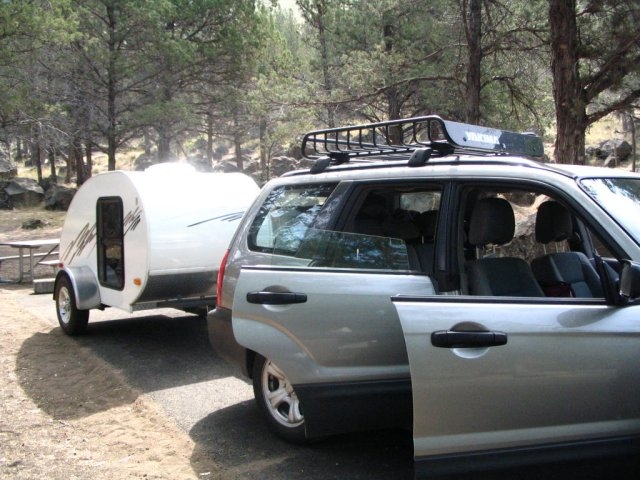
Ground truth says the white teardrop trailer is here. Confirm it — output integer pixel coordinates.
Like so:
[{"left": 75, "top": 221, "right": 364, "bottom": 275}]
[{"left": 53, "top": 164, "right": 259, "bottom": 335}]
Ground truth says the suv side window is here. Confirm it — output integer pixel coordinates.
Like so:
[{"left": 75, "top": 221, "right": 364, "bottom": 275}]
[
  {"left": 294, "top": 185, "right": 442, "bottom": 272},
  {"left": 460, "top": 185, "right": 616, "bottom": 299},
  {"left": 248, "top": 183, "right": 337, "bottom": 255}
]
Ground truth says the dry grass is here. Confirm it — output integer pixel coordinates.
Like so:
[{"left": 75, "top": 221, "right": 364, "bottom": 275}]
[{"left": 0, "top": 208, "right": 66, "bottom": 240}]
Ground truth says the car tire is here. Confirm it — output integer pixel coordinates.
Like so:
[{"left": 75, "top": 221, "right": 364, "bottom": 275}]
[
  {"left": 252, "top": 354, "right": 307, "bottom": 444},
  {"left": 55, "top": 275, "right": 89, "bottom": 336}
]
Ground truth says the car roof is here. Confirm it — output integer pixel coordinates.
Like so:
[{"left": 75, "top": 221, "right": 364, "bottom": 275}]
[
  {"left": 277, "top": 153, "right": 640, "bottom": 188},
  {"left": 549, "top": 163, "right": 640, "bottom": 179}
]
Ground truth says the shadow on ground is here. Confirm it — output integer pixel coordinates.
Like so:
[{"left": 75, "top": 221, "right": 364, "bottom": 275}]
[
  {"left": 189, "top": 402, "right": 414, "bottom": 480},
  {"left": 16, "top": 328, "right": 140, "bottom": 420},
  {"left": 16, "top": 312, "right": 230, "bottom": 420}
]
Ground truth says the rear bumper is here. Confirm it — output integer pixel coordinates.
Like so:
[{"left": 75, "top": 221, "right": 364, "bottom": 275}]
[{"left": 207, "top": 306, "right": 250, "bottom": 377}]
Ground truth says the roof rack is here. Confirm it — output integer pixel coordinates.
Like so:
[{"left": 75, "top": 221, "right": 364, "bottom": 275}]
[{"left": 301, "top": 115, "right": 544, "bottom": 172}]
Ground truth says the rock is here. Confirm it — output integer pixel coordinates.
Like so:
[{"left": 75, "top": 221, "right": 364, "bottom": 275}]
[
  {"left": 44, "top": 184, "right": 77, "bottom": 211},
  {"left": 0, "top": 158, "right": 17, "bottom": 180},
  {"left": 4, "top": 178, "right": 45, "bottom": 207},
  {"left": 597, "top": 139, "right": 632, "bottom": 166},
  {"left": 134, "top": 153, "right": 155, "bottom": 171},
  {"left": 270, "top": 156, "right": 305, "bottom": 177},
  {"left": 506, "top": 191, "right": 536, "bottom": 207},
  {"left": 186, "top": 154, "right": 213, "bottom": 172},
  {"left": 0, "top": 181, "right": 11, "bottom": 209},
  {"left": 212, "top": 161, "right": 240, "bottom": 173},
  {"left": 213, "top": 144, "right": 229, "bottom": 160},
  {"left": 22, "top": 218, "right": 45, "bottom": 230}
]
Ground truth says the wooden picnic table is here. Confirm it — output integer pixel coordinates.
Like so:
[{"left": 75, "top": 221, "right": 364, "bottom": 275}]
[{"left": 0, "top": 238, "right": 60, "bottom": 283}]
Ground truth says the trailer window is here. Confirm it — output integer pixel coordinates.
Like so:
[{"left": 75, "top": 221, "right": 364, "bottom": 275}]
[{"left": 97, "top": 197, "right": 124, "bottom": 290}]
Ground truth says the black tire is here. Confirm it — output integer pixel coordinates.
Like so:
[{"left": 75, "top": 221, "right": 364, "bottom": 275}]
[
  {"left": 252, "top": 354, "right": 307, "bottom": 444},
  {"left": 55, "top": 275, "right": 89, "bottom": 335}
]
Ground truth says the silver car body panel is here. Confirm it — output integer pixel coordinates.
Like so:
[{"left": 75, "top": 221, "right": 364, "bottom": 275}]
[
  {"left": 392, "top": 296, "right": 640, "bottom": 459},
  {"left": 232, "top": 266, "right": 436, "bottom": 384}
]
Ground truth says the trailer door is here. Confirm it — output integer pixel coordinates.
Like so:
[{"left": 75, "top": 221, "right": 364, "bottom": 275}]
[{"left": 96, "top": 196, "right": 125, "bottom": 290}]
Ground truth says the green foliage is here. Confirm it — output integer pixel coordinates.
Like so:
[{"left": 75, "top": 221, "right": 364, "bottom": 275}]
[{"left": 0, "top": 0, "right": 637, "bottom": 174}]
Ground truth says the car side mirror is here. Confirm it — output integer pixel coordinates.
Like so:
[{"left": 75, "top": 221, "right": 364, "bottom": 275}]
[{"left": 619, "top": 260, "right": 640, "bottom": 303}]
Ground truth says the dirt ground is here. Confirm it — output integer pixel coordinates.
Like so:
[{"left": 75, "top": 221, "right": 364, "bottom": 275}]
[{"left": 0, "top": 209, "right": 212, "bottom": 479}]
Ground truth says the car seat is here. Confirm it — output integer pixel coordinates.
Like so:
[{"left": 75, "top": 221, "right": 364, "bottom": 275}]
[
  {"left": 531, "top": 201, "right": 603, "bottom": 297},
  {"left": 465, "top": 197, "right": 545, "bottom": 297}
]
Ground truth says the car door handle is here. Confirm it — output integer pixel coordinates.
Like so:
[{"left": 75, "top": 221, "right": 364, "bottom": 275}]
[
  {"left": 246, "top": 291, "right": 308, "bottom": 305},
  {"left": 431, "top": 330, "right": 507, "bottom": 348}
]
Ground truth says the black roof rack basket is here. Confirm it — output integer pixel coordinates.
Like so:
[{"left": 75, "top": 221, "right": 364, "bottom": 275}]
[{"left": 301, "top": 116, "right": 544, "bottom": 166}]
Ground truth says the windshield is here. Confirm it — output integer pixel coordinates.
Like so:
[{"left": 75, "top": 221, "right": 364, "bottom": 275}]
[{"left": 581, "top": 177, "right": 640, "bottom": 242}]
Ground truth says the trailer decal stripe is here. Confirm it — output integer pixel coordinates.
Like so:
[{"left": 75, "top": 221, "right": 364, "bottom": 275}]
[
  {"left": 62, "top": 222, "right": 97, "bottom": 264},
  {"left": 123, "top": 206, "right": 143, "bottom": 235},
  {"left": 187, "top": 211, "right": 245, "bottom": 227}
]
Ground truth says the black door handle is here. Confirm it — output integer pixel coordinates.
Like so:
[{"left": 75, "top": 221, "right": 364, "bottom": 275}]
[
  {"left": 431, "top": 330, "right": 507, "bottom": 348},
  {"left": 247, "top": 291, "right": 307, "bottom": 305}
]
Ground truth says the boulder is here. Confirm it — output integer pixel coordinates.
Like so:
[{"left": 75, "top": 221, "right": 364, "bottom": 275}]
[
  {"left": 0, "top": 181, "right": 11, "bottom": 209},
  {"left": 594, "top": 139, "right": 633, "bottom": 166},
  {"left": 44, "top": 184, "right": 77, "bottom": 211},
  {"left": 22, "top": 218, "right": 45, "bottom": 230},
  {"left": 0, "top": 158, "right": 17, "bottom": 180},
  {"left": 133, "top": 152, "right": 155, "bottom": 171},
  {"left": 4, "top": 177, "right": 45, "bottom": 207},
  {"left": 187, "top": 154, "right": 213, "bottom": 172},
  {"left": 212, "top": 161, "right": 240, "bottom": 173},
  {"left": 269, "top": 157, "right": 294, "bottom": 177},
  {"left": 213, "top": 144, "right": 229, "bottom": 160}
]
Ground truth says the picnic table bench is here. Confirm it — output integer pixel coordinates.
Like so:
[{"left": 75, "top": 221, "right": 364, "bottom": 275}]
[{"left": 0, "top": 238, "right": 60, "bottom": 283}]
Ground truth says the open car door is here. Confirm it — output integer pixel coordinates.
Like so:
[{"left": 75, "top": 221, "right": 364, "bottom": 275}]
[{"left": 392, "top": 295, "right": 640, "bottom": 477}]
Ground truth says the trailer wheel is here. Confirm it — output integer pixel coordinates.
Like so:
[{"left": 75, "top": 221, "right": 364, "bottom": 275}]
[{"left": 55, "top": 276, "right": 89, "bottom": 335}]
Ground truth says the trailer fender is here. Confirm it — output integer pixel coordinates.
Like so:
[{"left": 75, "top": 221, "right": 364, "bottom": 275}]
[{"left": 55, "top": 266, "right": 101, "bottom": 310}]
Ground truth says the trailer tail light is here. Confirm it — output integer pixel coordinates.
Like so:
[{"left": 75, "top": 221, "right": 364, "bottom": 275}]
[{"left": 216, "top": 249, "right": 230, "bottom": 308}]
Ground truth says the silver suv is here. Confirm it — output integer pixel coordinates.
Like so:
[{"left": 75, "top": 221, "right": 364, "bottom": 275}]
[{"left": 208, "top": 116, "right": 640, "bottom": 474}]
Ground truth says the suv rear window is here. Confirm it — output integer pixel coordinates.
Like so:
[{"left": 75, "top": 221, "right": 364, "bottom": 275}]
[{"left": 248, "top": 183, "right": 337, "bottom": 254}]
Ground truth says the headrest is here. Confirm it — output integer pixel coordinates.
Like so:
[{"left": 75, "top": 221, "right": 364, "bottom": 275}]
[
  {"left": 358, "top": 194, "right": 388, "bottom": 219},
  {"left": 416, "top": 210, "right": 438, "bottom": 239},
  {"left": 535, "top": 201, "right": 572, "bottom": 244},
  {"left": 468, "top": 197, "right": 515, "bottom": 246},
  {"left": 387, "top": 219, "right": 420, "bottom": 240}
]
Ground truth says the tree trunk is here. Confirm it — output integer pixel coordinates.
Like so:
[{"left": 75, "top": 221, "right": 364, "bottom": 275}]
[
  {"left": 259, "top": 116, "right": 268, "bottom": 181},
  {"left": 464, "top": 0, "right": 482, "bottom": 124},
  {"left": 384, "top": 15, "right": 402, "bottom": 125},
  {"left": 157, "top": 129, "right": 172, "bottom": 162},
  {"left": 550, "top": 0, "right": 586, "bottom": 164},
  {"left": 32, "top": 142, "right": 42, "bottom": 184},
  {"left": 16, "top": 138, "right": 23, "bottom": 162},
  {"left": 106, "top": 3, "right": 118, "bottom": 171},
  {"left": 629, "top": 110, "right": 637, "bottom": 172},
  {"left": 144, "top": 129, "right": 153, "bottom": 156},
  {"left": 85, "top": 140, "right": 92, "bottom": 179},
  {"left": 72, "top": 137, "right": 86, "bottom": 186},
  {"left": 233, "top": 107, "right": 244, "bottom": 171},
  {"left": 206, "top": 110, "right": 214, "bottom": 166},
  {"left": 65, "top": 155, "right": 72, "bottom": 184},
  {"left": 48, "top": 147, "right": 57, "bottom": 182}
]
